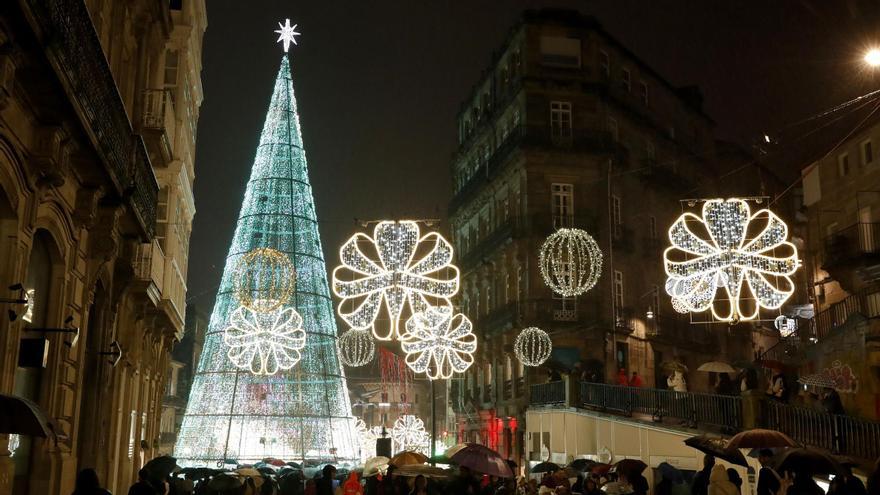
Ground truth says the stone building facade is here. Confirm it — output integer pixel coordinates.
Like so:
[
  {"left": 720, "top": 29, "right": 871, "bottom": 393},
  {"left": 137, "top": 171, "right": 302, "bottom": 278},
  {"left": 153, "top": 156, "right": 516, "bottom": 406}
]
[
  {"left": 447, "top": 9, "right": 773, "bottom": 464},
  {"left": 0, "top": 0, "right": 205, "bottom": 493}
]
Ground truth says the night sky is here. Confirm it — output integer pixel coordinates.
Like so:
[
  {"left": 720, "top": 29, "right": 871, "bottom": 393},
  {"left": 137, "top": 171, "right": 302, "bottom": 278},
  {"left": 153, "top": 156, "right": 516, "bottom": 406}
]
[{"left": 187, "top": 0, "right": 880, "bottom": 309}]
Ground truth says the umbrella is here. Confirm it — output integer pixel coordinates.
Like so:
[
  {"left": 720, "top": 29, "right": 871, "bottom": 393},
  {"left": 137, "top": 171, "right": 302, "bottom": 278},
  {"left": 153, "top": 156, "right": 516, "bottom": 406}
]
[
  {"left": 774, "top": 448, "right": 842, "bottom": 476},
  {"left": 601, "top": 481, "right": 635, "bottom": 494},
  {"left": 797, "top": 374, "right": 836, "bottom": 389},
  {"left": 697, "top": 362, "right": 737, "bottom": 373},
  {"left": 684, "top": 435, "right": 749, "bottom": 467},
  {"left": 395, "top": 464, "right": 451, "bottom": 479},
  {"left": 449, "top": 443, "right": 513, "bottom": 478},
  {"left": 0, "top": 393, "right": 56, "bottom": 439},
  {"left": 364, "top": 456, "right": 390, "bottom": 477},
  {"left": 143, "top": 455, "right": 179, "bottom": 480},
  {"left": 591, "top": 463, "right": 612, "bottom": 476},
  {"left": 444, "top": 443, "right": 470, "bottom": 458},
  {"left": 568, "top": 458, "right": 598, "bottom": 472},
  {"left": 207, "top": 474, "right": 243, "bottom": 491},
  {"left": 179, "top": 467, "right": 221, "bottom": 480},
  {"left": 657, "top": 462, "right": 683, "bottom": 483},
  {"left": 390, "top": 451, "right": 428, "bottom": 467},
  {"left": 612, "top": 459, "right": 647, "bottom": 478},
  {"left": 530, "top": 461, "right": 560, "bottom": 473},
  {"left": 661, "top": 361, "right": 688, "bottom": 372},
  {"left": 727, "top": 429, "right": 797, "bottom": 449},
  {"left": 286, "top": 461, "right": 302, "bottom": 469}
]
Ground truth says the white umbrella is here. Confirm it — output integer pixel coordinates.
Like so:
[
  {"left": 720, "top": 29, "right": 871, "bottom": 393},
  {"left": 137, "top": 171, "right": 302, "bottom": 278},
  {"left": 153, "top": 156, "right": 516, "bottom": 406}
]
[
  {"left": 697, "top": 361, "right": 736, "bottom": 373},
  {"left": 363, "top": 456, "right": 389, "bottom": 477}
]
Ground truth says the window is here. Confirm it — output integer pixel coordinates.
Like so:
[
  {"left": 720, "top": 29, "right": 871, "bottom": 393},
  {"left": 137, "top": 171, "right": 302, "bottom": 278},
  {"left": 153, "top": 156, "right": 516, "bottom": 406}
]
[
  {"left": 613, "top": 271, "right": 624, "bottom": 314},
  {"left": 862, "top": 140, "right": 874, "bottom": 166},
  {"left": 838, "top": 153, "right": 850, "bottom": 177},
  {"left": 128, "top": 411, "right": 137, "bottom": 458},
  {"left": 550, "top": 101, "right": 572, "bottom": 139},
  {"left": 639, "top": 81, "right": 649, "bottom": 105},
  {"left": 164, "top": 50, "right": 179, "bottom": 89},
  {"left": 649, "top": 216, "right": 657, "bottom": 240},
  {"left": 540, "top": 36, "right": 582, "bottom": 67},
  {"left": 621, "top": 68, "right": 631, "bottom": 92},
  {"left": 608, "top": 117, "right": 619, "bottom": 142},
  {"left": 551, "top": 183, "right": 574, "bottom": 227},
  {"left": 157, "top": 186, "right": 170, "bottom": 250},
  {"left": 612, "top": 195, "right": 622, "bottom": 231},
  {"left": 599, "top": 50, "right": 610, "bottom": 78}
]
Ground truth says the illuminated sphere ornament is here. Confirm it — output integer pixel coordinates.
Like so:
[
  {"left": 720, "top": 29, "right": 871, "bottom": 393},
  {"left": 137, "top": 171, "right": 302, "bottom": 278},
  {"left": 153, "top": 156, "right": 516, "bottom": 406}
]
[
  {"left": 539, "top": 228, "right": 603, "bottom": 297},
  {"left": 223, "top": 305, "right": 306, "bottom": 375},
  {"left": 391, "top": 415, "right": 430, "bottom": 454},
  {"left": 337, "top": 328, "right": 375, "bottom": 367},
  {"left": 663, "top": 198, "right": 800, "bottom": 322},
  {"left": 233, "top": 247, "right": 296, "bottom": 313},
  {"left": 332, "top": 221, "right": 460, "bottom": 341},
  {"left": 514, "top": 327, "right": 552, "bottom": 367},
  {"left": 402, "top": 307, "right": 477, "bottom": 379}
]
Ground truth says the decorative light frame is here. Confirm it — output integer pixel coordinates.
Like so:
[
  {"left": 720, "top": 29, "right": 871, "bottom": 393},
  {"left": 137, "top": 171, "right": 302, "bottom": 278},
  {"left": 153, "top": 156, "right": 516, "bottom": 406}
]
[
  {"left": 332, "top": 221, "right": 460, "bottom": 341},
  {"left": 337, "top": 328, "right": 376, "bottom": 367},
  {"left": 233, "top": 247, "right": 296, "bottom": 313},
  {"left": 539, "top": 228, "right": 603, "bottom": 297},
  {"left": 401, "top": 307, "right": 477, "bottom": 379},
  {"left": 223, "top": 304, "right": 306, "bottom": 375},
  {"left": 663, "top": 198, "right": 800, "bottom": 323},
  {"left": 391, "top": 414, "right": 430, "bottom": 454},
  {"left": 514, "top": 327, "right": 552, "bottom": 367}
]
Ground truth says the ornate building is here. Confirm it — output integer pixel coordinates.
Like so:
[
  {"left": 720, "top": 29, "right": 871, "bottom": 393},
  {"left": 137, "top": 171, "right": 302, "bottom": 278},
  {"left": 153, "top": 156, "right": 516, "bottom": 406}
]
[
  {"left": 0, "top": 0, "right": 205, "bottom": 493},
  {"left": 447, "top": 9, "right": 766, "bottom": 464}
]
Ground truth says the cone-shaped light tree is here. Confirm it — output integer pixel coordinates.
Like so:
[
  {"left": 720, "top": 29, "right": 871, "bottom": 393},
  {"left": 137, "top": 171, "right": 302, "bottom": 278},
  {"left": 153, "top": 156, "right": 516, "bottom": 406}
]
[{"left": 175, "top": 26, "right": 357, "bottom": 465}]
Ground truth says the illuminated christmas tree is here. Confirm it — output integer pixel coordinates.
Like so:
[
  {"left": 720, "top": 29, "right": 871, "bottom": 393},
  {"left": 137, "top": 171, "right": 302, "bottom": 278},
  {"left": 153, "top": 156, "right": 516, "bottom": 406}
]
[{"left": 175, "top": 23, "right": 357, "bottom": 465}]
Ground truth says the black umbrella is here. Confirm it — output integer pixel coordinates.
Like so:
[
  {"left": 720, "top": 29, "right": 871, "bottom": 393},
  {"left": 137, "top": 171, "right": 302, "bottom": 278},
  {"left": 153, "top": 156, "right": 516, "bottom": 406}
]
[
  {"left": 179, "top": 467, "right": 221, "bottom": 481},
  {"left": 612, "top": 459, "right": 647, "bottom": 478},
  {"left": 683, "top": 435, "right": 748, "bottom": 467},
  {"left": 530, "top": 461, "right": 560, "bottom": 473},
  {"left": 568, "top": 458, "right": 598, "bottom": 472},
  {"left": 143, "top": 455, "right": 179, "bottom": 480},
  {"left": 774, "top": 448, "right": 842, "bottom": 476}
]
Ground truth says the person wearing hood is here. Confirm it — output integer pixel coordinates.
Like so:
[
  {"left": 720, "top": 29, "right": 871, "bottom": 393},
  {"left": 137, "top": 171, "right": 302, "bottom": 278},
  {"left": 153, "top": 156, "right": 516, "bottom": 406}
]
[
  {"left": 708, "top": 465, "right": 739, "bottom": 495},
  {"left": 343, "top": 472, "right": 364, "bottom": 495}
]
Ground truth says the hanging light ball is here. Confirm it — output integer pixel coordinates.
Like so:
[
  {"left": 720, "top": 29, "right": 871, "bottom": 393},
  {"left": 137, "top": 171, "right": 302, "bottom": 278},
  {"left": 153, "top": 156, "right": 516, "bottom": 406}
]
[
  {"left": 233, "top": 247, "right": 296, "bottom": 313},
  {"left": 338, "top": 328, "right": 375, "bottom": 367},
  {"left": 514, "top": 327, "right": 552, "bottom": 367},
  {"left": 539, "top": 228, "right": 603, "bottom": 297}
]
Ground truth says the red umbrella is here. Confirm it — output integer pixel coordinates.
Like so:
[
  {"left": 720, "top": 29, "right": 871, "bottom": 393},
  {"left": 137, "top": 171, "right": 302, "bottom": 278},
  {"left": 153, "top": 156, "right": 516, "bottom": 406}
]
[
  {"left": 727, "top": 429, "right": 797, "bottom": 449},
  {"left": 449, "top": 443, "right": 513, "bottom": 478},
  {"left": 612, "top": 459, "right": 647, "bottom": 478}
]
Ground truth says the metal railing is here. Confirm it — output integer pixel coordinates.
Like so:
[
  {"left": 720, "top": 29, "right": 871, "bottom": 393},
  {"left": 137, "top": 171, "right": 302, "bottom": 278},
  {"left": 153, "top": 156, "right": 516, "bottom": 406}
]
[
  {"left": 23, "top": 0, "right": 159, "bottom": 239},
  {"left": 767, "top": 401, "right": 880, "bottom": 460},
  {"left": 530, "top": 380, "right": 566, "bottom": 406},
  {"left": 809, "top": 287, "right": 880, "bottom": 341},
  {"left": 579, "top": 382, "right": 742, "bottom": 431}
]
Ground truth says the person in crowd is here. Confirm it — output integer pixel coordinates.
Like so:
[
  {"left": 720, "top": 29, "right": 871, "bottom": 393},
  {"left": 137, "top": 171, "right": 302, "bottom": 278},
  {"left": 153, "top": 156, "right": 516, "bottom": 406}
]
[
  {"left": 408, "top": 475, "right": 428, "bottom": 495},
  {"left": 630, "top": 472, "right": 648, "bottom": 495},
  {"left": 715, "top": 373, "right": 734, "bottom": 395},
  {"left": 867, "top": 458, "right": 880, "bottom": 495},
  {"left": 581, "top": 478, "right": 602, "bottom": 495},
  {"left": 304, "top": 479, "right": 317, "bottom": 495},
  {"left": 129, "top": 469, "right": 159, "bottom": 495},
  {"left": 343, "top": 472, "right": 364, "bottom": 495},
  {"left": 835, "top": 465, "right": 867, "bottom": 495},
  {"left": 629, "top": 371, "right": 644, "bottom": 388},
  {"left": 316, "top": 465, "right": 337, "bottom": 495},
  {"left": 726, "top": 469, "right": 742, "bottom": 493},
  {"left": 767, "top": 370, "right": 787, "bottom": 401},
  {"left": 691, "top": 454, "right": 715, "bottom": 495},
  {"left": 784, "top": 470, "right": 824, "bottom": 495},
  {"left": 449, "top": 466, "right": 479, "bottom": 494},
  {"left": 707, "top": 464, "right": 738, "bottom": 495},
  {"left": 73, "top": 468, "right": 112, "bottom": 495},
  {"left": 618, "top": 368, "right": 629, "bottom": 386},
  {"left": 821, "top": 387, "right": 845, "bottom": 415},
  {"left": 547, "top": 368, "right": 562, "bottom": 382},
  {"left": 756, "top": 449, "right": 780, "bottom": 495},
  {"left": 668, "top": 370, "right": 688, "bottom": 392}
]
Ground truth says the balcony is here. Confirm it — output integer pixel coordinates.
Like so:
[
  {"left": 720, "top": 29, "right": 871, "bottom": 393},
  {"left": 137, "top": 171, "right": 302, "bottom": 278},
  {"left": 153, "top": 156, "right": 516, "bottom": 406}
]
[
  {"left": 808, "top": 286, "right": 880, "bottom": 342},
  {"left": 450, "top": 125, "right": 615, "bottom": 214},
  {"left": 132, "top": 240, "right": 165, "bottom": 304},
  {"left": 22, "top": 0, "right": 159, "bottom": 239},
  {"left": 822, "top": 222, "right": 880, "bottom": 270},
  {"left": 141, "top": 89, "right": 177, "bottom": 166},
  {"left": 530, "top": 380, "right": 566, "bottom": 406}
]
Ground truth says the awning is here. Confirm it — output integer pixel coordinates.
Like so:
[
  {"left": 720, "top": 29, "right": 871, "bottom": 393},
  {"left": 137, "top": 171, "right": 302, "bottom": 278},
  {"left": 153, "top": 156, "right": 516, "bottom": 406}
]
[{"left": 0, "top": 393, "right": 56, "bottom": 440}]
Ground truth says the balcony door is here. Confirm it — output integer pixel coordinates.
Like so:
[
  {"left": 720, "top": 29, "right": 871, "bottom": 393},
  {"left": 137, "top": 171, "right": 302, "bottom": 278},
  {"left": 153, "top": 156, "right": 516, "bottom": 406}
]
[{"left": 859, "top": 207, "right": 875, "bottom": 253}]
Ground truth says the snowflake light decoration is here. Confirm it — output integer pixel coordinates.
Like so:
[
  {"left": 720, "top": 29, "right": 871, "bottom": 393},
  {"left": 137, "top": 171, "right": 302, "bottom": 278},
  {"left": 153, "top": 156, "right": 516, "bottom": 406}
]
[
  {"left": 274, "top": 18, "right": 301, "bottom": 53},
  {"left": 332, "top": 221, "right": 460, "bottom": 341},
  {"left": 663, "top": 198, "right": 800, "bottom": 322},
  {"left": 338, "top": 328, "right": 375, "bottom": 367},
  {"left": 402, "top": 307, "right": 477, "bottom": 379},
  {"left": 539, "top": 228, "right": 603, "bottom": 297},
  {"left": 233, "top": 247, "right": 296, "bottom": 313},
  {"left": 354, "top": 418, "right": 378, "bottom": 459},
  {"left": 223, "top": 305, "right": 307, "bottom": 375},
  {"left": 391, "top": 415, "right": 430, "bottom": 455},
  {"left": 514, "top": 327, "right": 552, "bottom": 367}
]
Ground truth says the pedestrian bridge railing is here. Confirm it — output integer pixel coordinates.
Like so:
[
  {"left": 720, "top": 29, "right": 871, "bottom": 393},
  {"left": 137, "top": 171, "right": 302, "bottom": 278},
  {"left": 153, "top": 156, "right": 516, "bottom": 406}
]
[{"left": 767, "top": 400, "right": 880, "bottom": 461}]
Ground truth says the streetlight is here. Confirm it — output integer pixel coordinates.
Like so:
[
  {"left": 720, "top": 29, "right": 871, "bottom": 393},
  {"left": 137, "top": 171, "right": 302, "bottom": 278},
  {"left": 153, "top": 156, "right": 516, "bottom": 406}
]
[{"left": 865, "top": 48, "right": 880, "bottom": 68}]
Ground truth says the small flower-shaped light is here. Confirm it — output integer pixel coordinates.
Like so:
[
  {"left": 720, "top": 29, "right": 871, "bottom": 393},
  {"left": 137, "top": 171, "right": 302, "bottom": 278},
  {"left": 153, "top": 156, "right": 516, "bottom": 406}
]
[
  {"left": 402, "top": 307, "right": 477, "bottom": 379},
  {"left": 223, "top": 305, "right": 306, "bottom": 375},
  {"left": 391, "top": 415, "right": 430, "bottom": 454},
  {"left": 333, "top": 221, "right": 459, "bottom": 341},
  {"left": 664, "top": 198, "right": 800, "bottom": 322}
]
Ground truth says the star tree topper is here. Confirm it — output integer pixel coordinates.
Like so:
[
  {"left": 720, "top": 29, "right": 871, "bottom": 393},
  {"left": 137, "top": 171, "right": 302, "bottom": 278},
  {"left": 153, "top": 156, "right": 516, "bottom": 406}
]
[{"left": 275, "top": 18, "right": 301, "bottom": 53}]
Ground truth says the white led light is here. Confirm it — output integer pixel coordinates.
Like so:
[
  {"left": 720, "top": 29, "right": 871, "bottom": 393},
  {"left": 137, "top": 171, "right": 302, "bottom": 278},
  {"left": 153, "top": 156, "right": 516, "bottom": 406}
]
[
  {"left": 391, "top": 415, "right": 430, "bottom": 455},
  {"left": 539, "top": 228, "right": 603, "bottom": 297},
  {"left": 223, "top": 304, "right": 307, "bottom": 375},
  {"left": 671, "top": 297, "right": 689, "bottom": 314},
  {"left": 274, "top": 19, "right": 301, "bottom": 53},
  {"left": 332, "top": 221, "right": 460, "bottom": 341},
  {"left": 663, "top": 198, "right": 800, "bottom": 322},
  {"left": 337, "top": 328, "right": 375, "bottom": 367},
  {"left": 402, "top": 307, "right": 477, "bottom": 379},
  {"left": 233, "top": 247, "right": 296, "bottom": 313},
  {"left": 514, "top": 327, "right": 552, "bottom": 367},
  {"left": 774, "top": 315, "right": 798, "bottom": 338}
]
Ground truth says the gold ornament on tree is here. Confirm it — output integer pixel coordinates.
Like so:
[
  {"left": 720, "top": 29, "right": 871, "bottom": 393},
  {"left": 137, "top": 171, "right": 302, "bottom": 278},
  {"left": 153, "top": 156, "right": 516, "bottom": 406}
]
[{"left": 233, "top": 247, "right": 296, "bottom": 313}]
